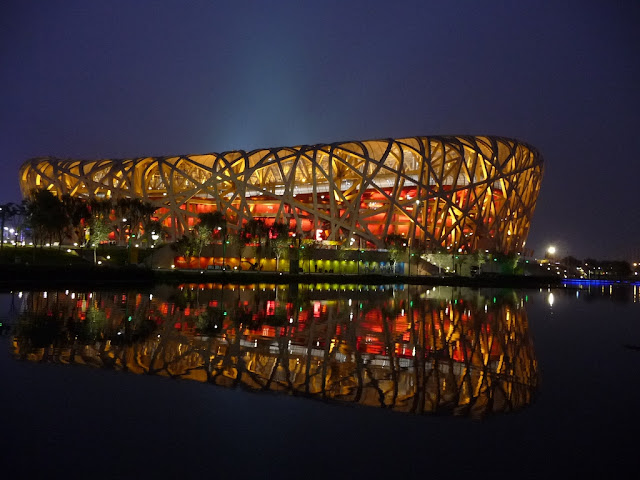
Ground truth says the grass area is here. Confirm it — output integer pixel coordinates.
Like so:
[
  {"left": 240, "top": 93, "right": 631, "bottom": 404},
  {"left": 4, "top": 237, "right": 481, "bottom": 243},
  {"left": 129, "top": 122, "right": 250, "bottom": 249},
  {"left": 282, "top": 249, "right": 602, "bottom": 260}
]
[
  {"left": 0, "top": 245, "right": 158, "bottom": 267},
  {"left": 94, "top": 245, "right": 156, "bottom": 266},
  {"left": 0, "top": 246, "right": 90, "bottom": 266}
]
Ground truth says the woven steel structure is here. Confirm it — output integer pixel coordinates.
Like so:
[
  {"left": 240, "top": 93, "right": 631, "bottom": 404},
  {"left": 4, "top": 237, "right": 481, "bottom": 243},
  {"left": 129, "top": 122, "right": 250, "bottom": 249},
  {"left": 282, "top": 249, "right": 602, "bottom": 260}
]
[{"left": 19, "top": 135, "right": 543, "bottom": 253}]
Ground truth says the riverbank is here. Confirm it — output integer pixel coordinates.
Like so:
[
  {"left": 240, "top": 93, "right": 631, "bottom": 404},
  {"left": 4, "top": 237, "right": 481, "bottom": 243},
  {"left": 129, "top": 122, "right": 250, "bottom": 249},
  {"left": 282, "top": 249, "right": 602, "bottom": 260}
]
[{"left": 0, "top": 262, "right": 567, "bottom": 290}]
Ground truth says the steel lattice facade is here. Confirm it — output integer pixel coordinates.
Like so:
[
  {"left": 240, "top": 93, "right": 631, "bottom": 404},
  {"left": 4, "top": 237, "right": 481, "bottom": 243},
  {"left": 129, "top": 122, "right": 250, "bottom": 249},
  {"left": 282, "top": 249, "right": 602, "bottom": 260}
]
[{"left": 19, "top": 135, "right": 543, "bottom": 253}]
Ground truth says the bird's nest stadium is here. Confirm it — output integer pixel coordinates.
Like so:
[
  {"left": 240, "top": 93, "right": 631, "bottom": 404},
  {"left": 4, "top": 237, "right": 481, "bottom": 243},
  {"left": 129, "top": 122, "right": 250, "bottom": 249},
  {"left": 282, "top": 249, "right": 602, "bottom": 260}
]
[{"left": 19, "top": 135, "right": 543, "bottom": 254}]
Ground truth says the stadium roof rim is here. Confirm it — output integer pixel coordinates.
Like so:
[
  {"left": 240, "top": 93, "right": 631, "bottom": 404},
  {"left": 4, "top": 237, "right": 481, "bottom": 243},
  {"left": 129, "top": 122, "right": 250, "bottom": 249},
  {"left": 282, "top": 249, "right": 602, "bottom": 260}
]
[{"left": 21, "top": 134, "right": 542, "bottom": 165}]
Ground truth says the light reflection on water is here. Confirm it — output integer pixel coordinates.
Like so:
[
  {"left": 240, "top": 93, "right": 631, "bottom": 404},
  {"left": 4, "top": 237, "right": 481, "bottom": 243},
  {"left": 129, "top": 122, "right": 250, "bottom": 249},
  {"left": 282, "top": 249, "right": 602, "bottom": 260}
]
[{"left": 8, "top": 284, "right": 538, "bottom": 418}]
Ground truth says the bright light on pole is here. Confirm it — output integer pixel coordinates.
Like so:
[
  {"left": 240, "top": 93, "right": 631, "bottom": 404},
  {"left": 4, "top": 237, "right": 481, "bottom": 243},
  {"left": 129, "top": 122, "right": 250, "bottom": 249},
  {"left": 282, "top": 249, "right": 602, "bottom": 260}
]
[{"left": 547, "top": 245, "right": 556, "bottom": 256}]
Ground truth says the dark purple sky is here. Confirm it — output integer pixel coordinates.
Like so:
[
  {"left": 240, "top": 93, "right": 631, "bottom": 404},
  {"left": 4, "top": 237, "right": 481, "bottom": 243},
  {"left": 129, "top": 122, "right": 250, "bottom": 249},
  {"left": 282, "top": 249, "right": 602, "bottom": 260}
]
[{"left": 1, "top": 0, "right": 638, "bottom": 260}]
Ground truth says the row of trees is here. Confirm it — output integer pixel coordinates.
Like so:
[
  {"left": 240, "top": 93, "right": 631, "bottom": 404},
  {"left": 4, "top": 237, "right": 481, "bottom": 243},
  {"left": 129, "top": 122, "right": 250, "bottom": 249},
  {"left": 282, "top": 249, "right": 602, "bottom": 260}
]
[
  {"left": 2, "top": 190, "right": 165, "bottom": 254},
  {"left": 174, "top": 221, "right": 454, "bottom": 273},
  {"left": 174, "top": 214, "right": 293, "bottom": 270},
  {"left": 174, "top": 219, "right": 441, "bottom": 273},
  {"left": 0, "top": 201, "right": 26, "bottom": 248},
  {"left": 561, "top": 255, "right": 633, "bottom": 277},
  {"left": 7, "top": 189, "right": 516, "bottom": 273}
]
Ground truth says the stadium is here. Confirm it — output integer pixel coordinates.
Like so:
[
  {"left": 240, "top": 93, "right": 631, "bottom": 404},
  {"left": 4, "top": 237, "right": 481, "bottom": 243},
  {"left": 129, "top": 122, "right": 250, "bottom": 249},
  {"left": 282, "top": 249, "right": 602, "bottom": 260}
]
[{"left": 19, "top": 135, "right": 543, "bottom": 254}]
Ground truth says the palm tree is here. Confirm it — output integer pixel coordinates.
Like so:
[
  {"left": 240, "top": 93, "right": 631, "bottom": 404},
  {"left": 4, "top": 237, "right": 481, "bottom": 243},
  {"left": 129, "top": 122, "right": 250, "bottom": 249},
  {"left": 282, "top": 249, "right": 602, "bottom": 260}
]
[
  {"left": 239, "top": 218, "right": 267, "bottom": 267},
  {"left": 114, "top": 198, "right": 132, "bottom": 245},
  {"left": 60, "top": 194, "right": 91, "bottom": 245},
  {"left": 198, "top": 211, "right": 227, "bottom": 266},
  {"left": 336, "top": 244, "right": 348, "bottom": 274},
  {"left": 89, "top": 198, "right": 114, "bottom": 220},
  {"left": 112, "top": 198, "right": 156, "bottom": 246},
  {"left": 130, "top": 199, "right": 157, "bottom": 239},
  {"left": 300, "top": 241, "right": 316, "bottom": 273},
  {"left": 198, "top": 211, "right": 226, "bottom": 232},
  {"left": 243, "top": 218, "right": 267, "bottom": 241}
]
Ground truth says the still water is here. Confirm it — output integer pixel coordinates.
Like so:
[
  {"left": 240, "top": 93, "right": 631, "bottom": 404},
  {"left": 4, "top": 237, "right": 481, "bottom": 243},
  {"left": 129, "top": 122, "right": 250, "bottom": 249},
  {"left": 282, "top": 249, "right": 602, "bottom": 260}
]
[{"left": 1, "top": 282, "right": 639, "bottom": 477}]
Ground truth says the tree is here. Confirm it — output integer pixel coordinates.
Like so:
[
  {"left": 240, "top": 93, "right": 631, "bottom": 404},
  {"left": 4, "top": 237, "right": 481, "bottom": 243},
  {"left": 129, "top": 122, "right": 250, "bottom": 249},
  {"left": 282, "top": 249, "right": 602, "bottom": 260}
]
[
  {"left": 172, "top": 234, "right": 197, "bottom": 258},
  {"left": 385, "top": 234, "right": 407, "bottom": 274},
  {"left": 242, "top": 218, "right": 267, "bottom": 243},
  {"left": 25, "top": 189, "right": 67, "bottom": 247},
  {"left": 336, "top": 245, "right": 348, "bottom": 273},
  {"left": 89, "top": 217, "right": 111, "bottom": 264},
  {"left": 113, "top": 197, "right": 156, "bottom": 245},
  {"left": 89, "top": 197, "right": 116, "bottom": 244},
  {"left": 114, "top": 198, "right": 131, "bottom": 245},
  {"left": 471, "top": 251, "right": 487, "bottom": 272},
  {"left": 198, "top": 211, "right": 226, "bottom": 234},
  {"left": 239, "top": 218, "right": 267, "bottom": 266},
  {"left": 60, "top": 194, "right": 91, "bottom": 245},
  {"left": 198, "top": 211, "right": 227, "bottom": 265},
  {"left": 0, "top": 202, "right": 20, "bottom": 249},
  {"left": 409, "top": 240, "right": 429, "bottom": 275},
  {"left": 299, "top": 241, "right": 317, "bottom": 273},
  {"left": 269, "top": 221, "right": 290, "bottom": 271},
  {"left": 196, "top": 307, "right": 225, "bottom": 336},
  {"left": 193, "top": 224, "right": 213, "bottom": 267},
  {"left": 89, "top": 198, "right": 114, "bottom": 221},
  {"left": 132, "top": 200, "right": 157, "bottom": 239},
  {"left": 561, "top": 256, "right": 581, "bottom": 268},
  {"left": 141, "top": 219, "right": 168, "bottom": 247}
]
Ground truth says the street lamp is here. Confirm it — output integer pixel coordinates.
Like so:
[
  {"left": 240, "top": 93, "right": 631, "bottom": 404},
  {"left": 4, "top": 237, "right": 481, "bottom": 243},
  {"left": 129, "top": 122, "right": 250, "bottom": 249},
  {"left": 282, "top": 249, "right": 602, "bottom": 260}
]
[
  {"left": 547, "top": 245, "right": 557, "bottom": 265},
  {"left": 223, "top": 233, "right": 229, "bottom": 270}
]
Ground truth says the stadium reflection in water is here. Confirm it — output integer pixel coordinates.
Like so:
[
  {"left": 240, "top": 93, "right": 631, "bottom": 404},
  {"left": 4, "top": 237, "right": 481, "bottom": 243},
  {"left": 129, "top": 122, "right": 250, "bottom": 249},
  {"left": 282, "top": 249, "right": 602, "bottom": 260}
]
[{"left": 12, "top": 284, "right": 538, "bottom": 418}]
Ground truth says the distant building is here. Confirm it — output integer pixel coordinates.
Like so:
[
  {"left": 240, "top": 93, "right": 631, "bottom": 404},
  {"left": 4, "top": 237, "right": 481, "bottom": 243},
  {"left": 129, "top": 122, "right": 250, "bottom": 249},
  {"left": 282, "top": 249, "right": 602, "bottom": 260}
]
[{"left": 19, "top": 135, "right": 543, "bottom": 253}]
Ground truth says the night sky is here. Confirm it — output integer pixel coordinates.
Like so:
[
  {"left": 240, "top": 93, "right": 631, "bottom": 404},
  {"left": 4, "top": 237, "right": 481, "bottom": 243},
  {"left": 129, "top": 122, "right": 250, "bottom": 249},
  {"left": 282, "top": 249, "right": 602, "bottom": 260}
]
[{"left": 1, "top": 0, "right": 638, "bottom": 260}]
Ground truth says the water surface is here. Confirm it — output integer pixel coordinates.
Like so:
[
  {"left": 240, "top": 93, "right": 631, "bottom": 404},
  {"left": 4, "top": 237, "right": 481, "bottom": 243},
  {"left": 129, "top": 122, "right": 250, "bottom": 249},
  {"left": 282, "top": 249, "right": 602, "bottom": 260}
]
[
  {"left": 9, "top": 284, "right": 537, "bottom": 418},
  {"left": 1, "top": 282, "right": 639, "bottom": 477}
]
